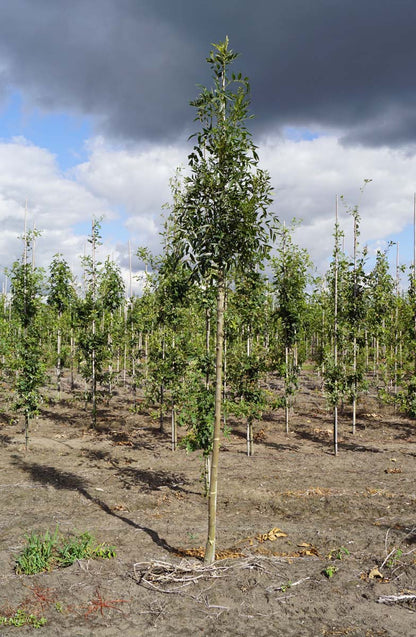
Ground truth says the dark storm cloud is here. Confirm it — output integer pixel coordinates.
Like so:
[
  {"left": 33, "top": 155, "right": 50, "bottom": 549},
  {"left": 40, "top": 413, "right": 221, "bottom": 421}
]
[{"left": 0, "top": 0, "right": 415, "bottom": 147}]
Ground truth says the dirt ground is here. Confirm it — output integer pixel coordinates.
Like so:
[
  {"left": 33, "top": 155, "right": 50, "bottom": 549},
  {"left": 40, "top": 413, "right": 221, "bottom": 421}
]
[{"left": 0, "top": 371, "right": 415, "bottom": 636}]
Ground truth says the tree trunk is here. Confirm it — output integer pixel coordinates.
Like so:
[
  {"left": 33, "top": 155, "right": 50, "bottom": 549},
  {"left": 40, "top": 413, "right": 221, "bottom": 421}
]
[
  {"left": 171, "top": 404, "right": 177, "bottom": 451},
  {"left": 57, "top": 310, "right": 62, "bottom": 399},
  {"left": 333, "top": 196, "right": 339, "bottom": 456},
  {"left": 205, "top": 307, "right": 211, "bottom": 389},
  {"left": 24, "top": 413, "right": 29, "bottom": 452},
  {"left": 92, "top": 315, "right": 97, "bottom": 427},
  {"left": 352, "top": 335, "right": 357, "bottom": 435},
  {"left": 204, "top": 274, "right": 225, "bottom": 564},
  {"left": 285, "top": 345, "right": 289, "bottom": 434},
  {"left": 247, "top": 418, "right": 253, "bottom": 456},
  {"left": 159, "top": 332, "right": 165, "bottom": 433},
  {"left": 70, "top": 329, "right": 75, "bottom": 391}
]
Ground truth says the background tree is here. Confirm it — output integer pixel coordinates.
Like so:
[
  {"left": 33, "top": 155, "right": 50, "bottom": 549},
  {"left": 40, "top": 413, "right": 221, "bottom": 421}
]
[
  {"left": 98, "top": 256, "right": 125, "bottom": 399},
  {"left": 77, "top": 218, "right": 105, "bottom": 426},
  {"left": 271, "top": 221, "right": 311, "bottom": 433},
  {"left": 47, "top": 254, "right": 77, "bottom": 398},
  {"left": 226, "top": 269, "right": 270, "bottom": 455},
  {"left": 9, "top": 229, "right": 45, "bottom": 449}
]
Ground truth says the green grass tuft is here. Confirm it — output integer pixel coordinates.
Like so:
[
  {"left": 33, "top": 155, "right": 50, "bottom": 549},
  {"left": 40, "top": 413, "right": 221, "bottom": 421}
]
[{"left": 15, "top": 527, "right": 116, "bottom": 575}]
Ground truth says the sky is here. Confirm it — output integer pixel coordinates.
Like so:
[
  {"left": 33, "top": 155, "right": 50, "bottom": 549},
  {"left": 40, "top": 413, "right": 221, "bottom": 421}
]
[{"left": 0, "top": 0, "right": 416, "bottom": 293}]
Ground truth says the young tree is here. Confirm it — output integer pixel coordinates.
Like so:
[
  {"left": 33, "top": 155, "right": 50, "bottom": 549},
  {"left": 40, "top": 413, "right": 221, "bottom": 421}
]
[
  {"left": 77, "top": 218, "right": 105, "bottom": 426},
  {"left": 47, "top": 254, "right": 77, "bottom": 398},
  {"left": 271, "top": 221, "right": 311, "bottom": 433},
  {"left": 170, "top": 38, "right": 275, "bottom": 563},
  {"left": 98, "top": 256, "right": 125, "bottom": 398},
  {"left": 9, "top": 229, "right": 45, "bottom": 449},
  {"left": 226, "top": 270, "right": 270, "bottom": 455}
]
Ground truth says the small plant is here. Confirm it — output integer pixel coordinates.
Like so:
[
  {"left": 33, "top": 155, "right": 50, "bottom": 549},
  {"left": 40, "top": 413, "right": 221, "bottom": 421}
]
[
  {"left": 327, "top": 546, "right": 350, "bottom": 560},
  {"left": 15, "top": 528, "right": 116, "bottom": 574},
  {"left": 386, "top": 548, "right": 403, "bottom": 568},
  {"left": 15, "top": 528, "right": 59, "bottom": 575},
  {"left": 323, "top": 565, "right": 338, "bottom": 578},
  {"left": 280, "top": 581, "right": 292, "bottom": 592},
  {"left": 91, "top": 543, "right": 117, "bottom": 560},
  {"left": 83, "top": 587, "right": 128, "bottom": 619},
  {"left": 0, "top": 609, "right": 47, "bottom": 628},
  {"left": 56, "top": 531, "right": 115, "bottom": 567}
]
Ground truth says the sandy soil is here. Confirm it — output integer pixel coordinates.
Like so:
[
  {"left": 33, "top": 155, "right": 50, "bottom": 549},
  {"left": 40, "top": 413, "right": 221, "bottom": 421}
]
[{"left": 0, "top": 372, "right": 415, "bottom": 636}]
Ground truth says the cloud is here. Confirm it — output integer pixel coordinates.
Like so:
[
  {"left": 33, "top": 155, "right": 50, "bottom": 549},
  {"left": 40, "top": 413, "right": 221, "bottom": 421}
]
[
  {"left": 0, "top": 138, "right": 111, "bottom": 270},
  {"left": 0, "top": 1, "right": 415, "bottom": 147},
  {"left": 260, "top": 134, "right": 416, "bottom": 270},
  {"left": 1, "top": 130, "right": 416, "bottom": 290},
  {"left": 73, "top": 137, "right": 186, "bottom": 254}
]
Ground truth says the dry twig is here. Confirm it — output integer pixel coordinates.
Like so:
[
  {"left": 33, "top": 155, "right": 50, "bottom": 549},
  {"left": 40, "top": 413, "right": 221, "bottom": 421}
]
[
  {"left": 132, "top": 555, "right": 286, "bottom": 595},
  {"left": 377, "top": 594, "right": 416, "bottom": 605}
]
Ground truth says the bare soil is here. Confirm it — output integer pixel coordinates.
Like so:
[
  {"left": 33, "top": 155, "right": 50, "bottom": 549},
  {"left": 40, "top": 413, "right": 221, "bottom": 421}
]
[{"left": 0, "top": 372, "right": 415, "bottom": 636}]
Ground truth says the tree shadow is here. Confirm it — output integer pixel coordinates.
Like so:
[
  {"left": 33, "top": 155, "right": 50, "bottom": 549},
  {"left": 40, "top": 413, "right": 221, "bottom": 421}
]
[
  {"left": 111, "top": 466, "right": 193, "bottom": 494},
  {"left": 38, "top": 406, "right": 87, "bottom": 429},
  {"left": 11, "top": 457, "right": 179, "bottom": 555},
  {"left": 293, "top": 428, "right": 383, "bottom": 453},
  {"left": 293, "top": 428, "right": 333, "bottom": 447},
  {"left": 351, "top": 411, "right": 416, "bottom": 440},
  {"left": 262, "top": 440, "right": 301, "bottom": 452},
  {"left": 81, "top": 448, "right": 112, "bottom": 462},
  {"left": 77, "top": 448, "right": 195, "bottom": 494},
  {"left": 0, "top": 412, "right": 13, "bottom": 426},
  {"left": 374, "top": 522, "right": 416, "bottom": 544},
  {"left": 338, "top": 441, "right": 384, "bottom": 453},
  {"left": 109, "top": 430, "right": 156, "bottom": 451}
]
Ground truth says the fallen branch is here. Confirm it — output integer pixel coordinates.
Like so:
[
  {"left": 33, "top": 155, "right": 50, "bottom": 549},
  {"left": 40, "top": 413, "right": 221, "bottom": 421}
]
[
  {"left": 378, "top": 594, "right": 416, "bottom": 605},
  {"left": 132, "top": 555, "right": 286, "bottom": 595}
]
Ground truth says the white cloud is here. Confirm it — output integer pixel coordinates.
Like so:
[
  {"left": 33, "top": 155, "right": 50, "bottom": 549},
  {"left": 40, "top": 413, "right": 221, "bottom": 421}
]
[
  {"left": 0, "top": 137, "right": 111, "bottom": 272},
  {"left": 1, "top": 132, "right": 416, "bottom": 292},
  {"left": 260, "top": 134, "right": 416, "bottom": 271},
  {"left": 71, "top": 138, "right": 188, "bottom": 271}
]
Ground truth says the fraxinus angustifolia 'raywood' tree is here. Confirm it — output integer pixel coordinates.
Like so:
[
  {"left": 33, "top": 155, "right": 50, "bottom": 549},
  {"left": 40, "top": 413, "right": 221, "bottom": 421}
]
[
  {"left": 226, "top": 269, "right": 270, "bottom": 456},
  {"left": 271, "top": 221, "right": 312, "bottom": 433},
  {"left": 78, "top": 218, "right": 101, "bottom": 425},
  {"left": 9, "top": 229, "right": 45, "bottom": 450},
  {"left": 98, "top": 256, "right": 125, "bottom": 399},
  {"left": 170, "top": 38, "right": 275, "bottom": 563},
  {"left": 322, "top": 200, "right": 348, "bottom": 455},
  {"left": 47, "top": 254, "right": 77, "bottom": 398}
]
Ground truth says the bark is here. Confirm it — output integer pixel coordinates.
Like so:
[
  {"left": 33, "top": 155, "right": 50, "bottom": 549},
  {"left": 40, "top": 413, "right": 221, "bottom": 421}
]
[
  {"left": 204, "top": 274, "right": 225, "bottom": 564},
  {"left": 57, "top": 310, "right": 62, "bottom": 399},
  {"left": 171, "top": 405, "right": 177, "bottom": 452},
  {"left": 247, "top": 418, "right": 253, "bottom": 456}
]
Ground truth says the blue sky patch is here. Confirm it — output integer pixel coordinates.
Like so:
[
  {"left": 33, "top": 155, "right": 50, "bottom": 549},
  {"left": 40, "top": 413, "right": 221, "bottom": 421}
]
[{"left": 0, "top": 90, "right": 91, "bottom": 171}]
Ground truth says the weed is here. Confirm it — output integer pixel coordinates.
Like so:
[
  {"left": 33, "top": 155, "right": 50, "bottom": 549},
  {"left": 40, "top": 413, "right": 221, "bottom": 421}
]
[
  {"left": 15, "top": 527, "right": 116, "bottom": 574},
  {"left": 15, "top": 528, "right": 59, "bottom": 574},
  {"left": 27, "top": 585, "right": 57, "bottom": 612},
  {"left": 386, "top": 548, "right": 403, "bottom": 568},
  {"left": 83, "top": 588, "right": 128, "bottom": 619},
  {"left": 0, "top": 609, "right": 47, "bottom": 628},
  {"left": 323, "top": 565, "right": 338, "bottom": 578},
  {"left": 92, "top": 543, "right": 116, "bottom": 560},
  {"left": 280, "top": 581, "right": 292, "bottom": 592},
  {"left": 327, "top": 546, "right": 350, "bottom": 560}
]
